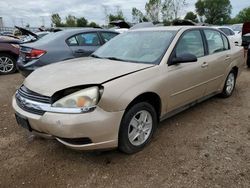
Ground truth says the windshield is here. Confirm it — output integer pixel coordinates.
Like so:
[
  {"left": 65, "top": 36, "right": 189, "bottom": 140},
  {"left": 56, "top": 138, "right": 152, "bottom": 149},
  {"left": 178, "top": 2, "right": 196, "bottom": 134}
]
[
  {"left": 93, "top": 30, "right": 176, "bottom": 64},
  {"left": 231, "top": 24, "right": 243, "bottom": 32}
]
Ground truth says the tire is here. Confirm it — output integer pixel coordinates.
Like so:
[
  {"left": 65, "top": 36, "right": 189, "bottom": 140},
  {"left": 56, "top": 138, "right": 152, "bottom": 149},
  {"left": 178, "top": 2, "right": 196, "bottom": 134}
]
[
  {"left": 118, "top": 102, "right": 157, "bottom": 154},
  {"left": 220, "top": 70, "right": 236, "bottom": 98},
  {"left": 0, "top": 53, "right": 17, "bottom": 75}
]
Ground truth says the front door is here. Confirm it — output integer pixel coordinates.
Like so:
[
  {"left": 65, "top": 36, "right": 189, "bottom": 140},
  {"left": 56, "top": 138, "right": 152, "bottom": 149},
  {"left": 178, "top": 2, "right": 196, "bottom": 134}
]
[{"left": 166, "top": 29, "right": 208, "bottom": 111}]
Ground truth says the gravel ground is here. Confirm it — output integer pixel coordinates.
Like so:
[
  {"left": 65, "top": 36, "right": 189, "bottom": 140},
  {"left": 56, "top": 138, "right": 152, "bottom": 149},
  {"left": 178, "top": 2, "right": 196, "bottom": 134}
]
[{"left": 0, "top": 69, "right": 250, "bottom": 188}]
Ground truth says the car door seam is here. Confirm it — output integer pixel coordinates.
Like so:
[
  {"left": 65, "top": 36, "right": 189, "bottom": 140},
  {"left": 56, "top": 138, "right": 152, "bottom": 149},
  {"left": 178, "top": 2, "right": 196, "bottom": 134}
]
[{"left": 171, "top": 74, "right": 224, "bottom": 97}]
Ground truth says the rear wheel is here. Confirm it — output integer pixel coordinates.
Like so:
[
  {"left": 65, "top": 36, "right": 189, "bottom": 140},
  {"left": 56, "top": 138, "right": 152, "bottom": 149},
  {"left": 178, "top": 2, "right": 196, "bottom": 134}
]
[
  {"left": 118, "top": 102, "right": 157, "bottom": 154},
  {"left": 220, "top": 71, "right": 236, "bottom": 98},
  {"left": 0, "top": 53, "right": 16, "bottom": 75}
]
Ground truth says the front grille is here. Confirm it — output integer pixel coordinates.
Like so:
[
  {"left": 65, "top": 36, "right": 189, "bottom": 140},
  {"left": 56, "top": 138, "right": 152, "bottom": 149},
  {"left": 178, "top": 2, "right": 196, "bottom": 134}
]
[
  {"left": 18, "top": 85, "right": 51, "bottom": 103},
  {"left": 16, "top": 85, "right": 51, "bottom": 115}
]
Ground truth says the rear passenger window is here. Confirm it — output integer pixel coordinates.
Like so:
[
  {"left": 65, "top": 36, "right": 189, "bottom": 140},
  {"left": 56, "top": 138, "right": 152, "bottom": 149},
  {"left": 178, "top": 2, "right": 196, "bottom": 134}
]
[
  {"left": 176, "top": 30, "right": 205, "bottom": 58},
  {"left": 100, "top": 32, "right": 118, "bottom": 43},
  {"left": 67, "top": 36, "right": 78, "bottom": 46},
  {"left": 219, "top": 28, "right": 231, "bottom": 36},
  {"left": 204, "top": 30, "right": 224, "bottom": 54},
  {"left": 229, "top": 29, "right": 235, "bottom": 36},
  {"left": 221, "top": 34, "right": 230, "bottom": 50},
  {"left": 67, "top": 32, "right": 100, "bottom": 46}
]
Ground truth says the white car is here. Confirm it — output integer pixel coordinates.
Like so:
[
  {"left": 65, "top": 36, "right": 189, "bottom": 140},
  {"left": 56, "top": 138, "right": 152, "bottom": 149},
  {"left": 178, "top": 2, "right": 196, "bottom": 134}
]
[
  {"left": 213, "top": 26, "right": 242, "bottom": 46},
  {"left": 231, "top": 24, "right": 243, "bottom": 34}
]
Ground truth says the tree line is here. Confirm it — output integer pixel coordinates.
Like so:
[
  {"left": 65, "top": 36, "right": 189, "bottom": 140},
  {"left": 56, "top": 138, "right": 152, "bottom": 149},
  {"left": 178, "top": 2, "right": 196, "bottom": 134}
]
[
  {"left": 51, "top": 7, "right": 125, "bottom": 28},
  {"left": 51, "top": 13, "right": 100, "bottom": 27},
  {"left": 132, "top": 0, "right": 250, "bottom": 25},
  {"left": 51, "top": 0, "right": 250, "bottom": 28}
]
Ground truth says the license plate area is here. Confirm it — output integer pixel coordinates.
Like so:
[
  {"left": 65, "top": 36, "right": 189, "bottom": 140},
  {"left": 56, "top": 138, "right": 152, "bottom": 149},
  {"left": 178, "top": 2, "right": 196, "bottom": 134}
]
[{"left": 15, "top": 113, "right": 32, "bottom": 131}]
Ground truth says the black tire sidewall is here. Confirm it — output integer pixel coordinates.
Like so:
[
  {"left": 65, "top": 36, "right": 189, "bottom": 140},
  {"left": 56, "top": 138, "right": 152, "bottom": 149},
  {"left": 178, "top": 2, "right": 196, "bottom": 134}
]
[
  {"left": 118, "top": 102, "right": 157, "bottom": 154},
  {"left": 221, "top": 71, "right": 236, "bottom": 97},
  {"left": 0, "top": 53, "right": 17, "bottom": 75}
]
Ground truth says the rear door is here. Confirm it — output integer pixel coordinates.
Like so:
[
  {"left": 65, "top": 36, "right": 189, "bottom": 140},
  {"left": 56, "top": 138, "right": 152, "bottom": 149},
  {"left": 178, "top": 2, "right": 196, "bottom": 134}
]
[
  {"left": 202, "top": 29, "right": 231, "bottom": 95},
  {"left": 67, "top": 32, "right": 102, "bottom": 57}
]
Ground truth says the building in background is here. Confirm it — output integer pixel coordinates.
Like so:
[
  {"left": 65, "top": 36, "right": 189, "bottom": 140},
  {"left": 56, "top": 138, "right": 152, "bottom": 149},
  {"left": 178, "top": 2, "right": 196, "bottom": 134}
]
[{"left": 0, "top": 17, "right": 3, "bottom": 27}]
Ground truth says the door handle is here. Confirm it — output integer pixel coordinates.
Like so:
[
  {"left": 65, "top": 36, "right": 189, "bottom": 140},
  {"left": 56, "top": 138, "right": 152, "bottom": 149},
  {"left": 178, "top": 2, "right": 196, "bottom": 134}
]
[
  {"left": 201, "top": 62, "right": 208, "bottom": 68},
  {"left": 225, "top": 55, "right": 231, "bottom": 61}
]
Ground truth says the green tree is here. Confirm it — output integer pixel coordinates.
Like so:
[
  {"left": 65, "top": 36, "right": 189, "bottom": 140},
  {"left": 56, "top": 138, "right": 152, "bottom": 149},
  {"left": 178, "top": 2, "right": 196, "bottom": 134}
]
[
  {"left": 161, "top": 0, "right": 174, "bottom": 21},
  {"left": 88, "top": 22, "right": 99, "bottom": 28},
  {"left": 161, "top": 0, "right": 186, "bottom": 22},
  {"left": 65, "top": 15, "right": 77, "bottom": 27},
  {"left": 171, "top": 0, "right": 187, "bottom": 19},
  {"left": 132, "top": 7, "right": 148, "bottom": 23},
  {"left": 51, "top": 13, "right": 63, "bottom": 27},
  {"left": 145, "top": 0, "right": 161, "bottom": 22},
  {"left": 195, "top": 0, "right": 232, "bottom": 24},
  {"left": 184, "top": 11, "right": 198, "bottom": 22},
  {"left": 76, "top": 17, "right": 88, "bottom": 27},
  {"left": 195, "top": 0, "right": 205, "bottom": 17},
  {"left": 108, "top": 10, "right": 125, "bottom": 22},
  {"left": 235, "top": 7, "right": 250, "bottom": 23}
]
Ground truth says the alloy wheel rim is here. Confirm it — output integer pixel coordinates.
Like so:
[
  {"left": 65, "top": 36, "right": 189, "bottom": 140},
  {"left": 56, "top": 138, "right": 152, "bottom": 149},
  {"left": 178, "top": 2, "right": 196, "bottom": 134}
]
[
  {"left": 226, "top": 73, "right": 235, "bottom": 94},
  {"left": 128, "top": 110, "right": 153, "bottom": 146},
  {"left": 0, "top": 56, "right": 14, "bottom": 73}
]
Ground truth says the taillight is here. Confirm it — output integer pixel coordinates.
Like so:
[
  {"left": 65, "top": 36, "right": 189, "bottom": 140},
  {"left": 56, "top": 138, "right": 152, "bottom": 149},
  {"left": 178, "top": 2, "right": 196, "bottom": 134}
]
[{"left": 26, "top": 49, "right": 46, "bottom": 59}]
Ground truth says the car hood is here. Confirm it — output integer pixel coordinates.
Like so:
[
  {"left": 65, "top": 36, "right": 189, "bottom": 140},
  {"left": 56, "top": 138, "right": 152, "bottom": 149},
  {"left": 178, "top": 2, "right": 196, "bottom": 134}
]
[{"left": 24, "top": 57, "right": 154, "bottom": 96}]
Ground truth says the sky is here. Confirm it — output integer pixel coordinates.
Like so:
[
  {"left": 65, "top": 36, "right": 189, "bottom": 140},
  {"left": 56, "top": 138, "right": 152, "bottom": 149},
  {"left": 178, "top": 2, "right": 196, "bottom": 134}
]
[{"left": 0, "top": 0, "right": 249, "bottom": 27}]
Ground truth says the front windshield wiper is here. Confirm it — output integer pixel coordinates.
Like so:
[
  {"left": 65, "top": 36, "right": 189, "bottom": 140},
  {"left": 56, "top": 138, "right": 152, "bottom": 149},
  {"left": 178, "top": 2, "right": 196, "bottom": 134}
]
[
  {"left": 91, "top": 55, "right": 126, "bottom": 62},
  {"left": 90, "top": 54, "right": 102, "bottom": 59},
  {"left": 104, "top": 57, "right": 126, "bottom": 62}
]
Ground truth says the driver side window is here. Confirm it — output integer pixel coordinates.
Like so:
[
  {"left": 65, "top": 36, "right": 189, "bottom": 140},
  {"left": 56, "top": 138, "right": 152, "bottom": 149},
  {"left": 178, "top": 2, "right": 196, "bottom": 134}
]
[{"left": 176, "top": 30, "right": 205, "bottom": 58}]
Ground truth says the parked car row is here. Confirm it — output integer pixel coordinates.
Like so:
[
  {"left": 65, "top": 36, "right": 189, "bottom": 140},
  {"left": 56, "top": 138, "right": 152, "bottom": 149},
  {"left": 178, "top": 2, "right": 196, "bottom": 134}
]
[
  {"left": 1, "top": 22, "right": 250, "bottom": 76},
  {"left": 18, "top": 28, "right": 119, "bottom": 76},
  {"left": 0, "top": 27, "right": 119, "bottom": 76},
  {"left": 213, "top": 26, "right": 242, "bottom": 46},
  {"left": 0, "top": 26, "right": 55, "bottom": 75},
  {"left": 12, "top": 26, "right": 245, "bottom": 153}
]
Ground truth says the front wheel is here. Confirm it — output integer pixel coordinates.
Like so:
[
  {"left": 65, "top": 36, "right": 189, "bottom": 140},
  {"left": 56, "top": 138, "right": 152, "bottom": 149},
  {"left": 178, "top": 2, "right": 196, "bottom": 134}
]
[
  {"left": 118, "top": 102, "right": 157, "bottom": 154},
  {"left": 220, "top": 71, "right": 236, "bottom": 98}
]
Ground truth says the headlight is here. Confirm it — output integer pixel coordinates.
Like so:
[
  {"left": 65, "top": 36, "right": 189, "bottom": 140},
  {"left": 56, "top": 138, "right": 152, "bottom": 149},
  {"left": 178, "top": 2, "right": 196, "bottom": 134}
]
[{"left": 52, "top": 86, "right": 99, "bottom": 109}]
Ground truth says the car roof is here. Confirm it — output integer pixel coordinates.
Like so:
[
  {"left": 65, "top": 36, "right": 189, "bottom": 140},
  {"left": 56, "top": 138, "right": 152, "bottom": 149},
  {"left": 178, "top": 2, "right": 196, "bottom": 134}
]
[
  {"left": 59, "top": 28, "right": 118, "bottom": 35},
  {"left": 30, "top": 28, "right": 119, "bottom": 43},
  {"left": 128, "top": 26, "right": 212, "bottom": 32},
  {"left": 212, "top": 26, "right": 232, "bottom": 29}
]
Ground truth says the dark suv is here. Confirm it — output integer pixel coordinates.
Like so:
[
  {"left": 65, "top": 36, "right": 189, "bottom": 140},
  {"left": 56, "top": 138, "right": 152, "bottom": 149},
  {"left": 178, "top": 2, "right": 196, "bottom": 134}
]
[{"left": 242, "top": 22, "right": 250, "bottom": 67}]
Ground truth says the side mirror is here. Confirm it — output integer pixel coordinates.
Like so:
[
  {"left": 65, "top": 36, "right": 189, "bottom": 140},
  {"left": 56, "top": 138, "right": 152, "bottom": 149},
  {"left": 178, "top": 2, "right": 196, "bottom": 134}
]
[{"left": 170, "top": 53, "right": 197, "bottom": 65}]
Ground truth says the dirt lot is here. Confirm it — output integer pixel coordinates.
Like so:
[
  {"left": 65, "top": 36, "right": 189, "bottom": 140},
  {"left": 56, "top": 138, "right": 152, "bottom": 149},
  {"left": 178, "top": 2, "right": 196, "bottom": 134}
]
[{"left": 0, "top": 69, "right": 250, "bottom": 188}]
